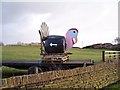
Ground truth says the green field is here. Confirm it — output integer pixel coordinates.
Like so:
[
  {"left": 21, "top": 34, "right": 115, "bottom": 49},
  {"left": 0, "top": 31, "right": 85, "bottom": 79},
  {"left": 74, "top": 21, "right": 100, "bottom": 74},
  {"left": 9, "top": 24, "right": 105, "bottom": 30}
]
[
  {"left": 2, "top": 46, "right": 40, "bottom": 60},
  {"left": 69, "top": 48, "right": 104, "bottom": 63},
  {"left": 1, "top": 46, "right": 119, "bottom": 89},
  {"left": 2, "top": 46, "right": 105, "bottom": 62}
]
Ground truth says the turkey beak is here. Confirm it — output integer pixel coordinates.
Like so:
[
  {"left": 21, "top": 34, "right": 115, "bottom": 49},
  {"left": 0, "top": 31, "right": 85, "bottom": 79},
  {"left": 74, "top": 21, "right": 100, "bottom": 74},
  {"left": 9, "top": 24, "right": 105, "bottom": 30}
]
[{"left": 73, "top": 37, "right": 78, "bottom": 44}]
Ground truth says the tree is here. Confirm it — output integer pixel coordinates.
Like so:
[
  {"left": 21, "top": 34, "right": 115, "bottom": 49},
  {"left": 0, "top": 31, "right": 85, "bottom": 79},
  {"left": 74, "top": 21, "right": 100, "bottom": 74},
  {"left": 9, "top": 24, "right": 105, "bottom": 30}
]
[
  {"left": 114, "top": 37, "right": 120, "bottom": 44},
  {"left": 0, "top": 42, "right": 4, "bottom": 46},
  {"left": 114, "top": 37, "right": 120, "bottom": 50}
]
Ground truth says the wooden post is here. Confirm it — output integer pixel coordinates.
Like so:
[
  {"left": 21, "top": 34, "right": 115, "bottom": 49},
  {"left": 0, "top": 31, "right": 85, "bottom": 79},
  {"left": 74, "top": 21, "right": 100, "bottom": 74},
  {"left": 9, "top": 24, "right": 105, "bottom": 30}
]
[
  {"left": 35, "top": 67, "right": 39, "bottom": 74},
  {"left": 102, "top": 51, "right": 105, "bottom": 62},
  {"left": 38, "top": 30, "right": 43, "bottom": 55},
  {"left": 118, "top": 51, "right": 120, "bottom": 80}
]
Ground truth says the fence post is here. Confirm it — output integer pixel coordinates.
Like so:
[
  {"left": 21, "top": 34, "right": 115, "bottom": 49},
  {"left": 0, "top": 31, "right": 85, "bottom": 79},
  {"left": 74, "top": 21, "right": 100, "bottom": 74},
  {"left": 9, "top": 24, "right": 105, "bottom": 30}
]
[{"left": 102, "top": 51, "right": 105, "bottom": 62}]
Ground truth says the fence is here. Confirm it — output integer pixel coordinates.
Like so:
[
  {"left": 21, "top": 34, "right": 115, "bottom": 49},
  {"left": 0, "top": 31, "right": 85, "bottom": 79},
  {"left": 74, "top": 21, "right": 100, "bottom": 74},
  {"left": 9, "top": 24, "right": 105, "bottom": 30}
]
[{"left": 102, "top": 51, "right": 120, "bottom": 62}]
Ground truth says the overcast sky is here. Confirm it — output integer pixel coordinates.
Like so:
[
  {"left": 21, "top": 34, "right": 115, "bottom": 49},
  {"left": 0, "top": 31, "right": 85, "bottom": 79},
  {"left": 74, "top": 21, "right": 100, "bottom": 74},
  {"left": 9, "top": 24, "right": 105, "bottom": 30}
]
[{"left": 1, "top": 0, "right": 119, "bottom": 47}]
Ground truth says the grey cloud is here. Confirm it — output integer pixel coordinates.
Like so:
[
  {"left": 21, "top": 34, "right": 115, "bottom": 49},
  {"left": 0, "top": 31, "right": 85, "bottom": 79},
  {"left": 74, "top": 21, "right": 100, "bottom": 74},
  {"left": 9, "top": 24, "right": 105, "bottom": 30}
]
[{"left": 2, "top": 2, "right": 69, "bottom": 24}]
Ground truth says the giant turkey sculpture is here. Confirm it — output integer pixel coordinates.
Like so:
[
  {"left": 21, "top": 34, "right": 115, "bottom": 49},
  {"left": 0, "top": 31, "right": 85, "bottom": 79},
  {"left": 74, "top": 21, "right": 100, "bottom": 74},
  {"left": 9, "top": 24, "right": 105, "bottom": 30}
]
[{"left": 40, "top": 22, "right": 78, "bottom": 52}]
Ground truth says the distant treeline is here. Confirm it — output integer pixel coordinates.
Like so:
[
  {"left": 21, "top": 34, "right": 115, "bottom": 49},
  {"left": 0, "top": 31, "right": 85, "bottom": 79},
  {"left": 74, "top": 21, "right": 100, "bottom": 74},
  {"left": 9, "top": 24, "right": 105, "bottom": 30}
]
[
  {"left": 2, "top": 42, "right": 40, "bottom": 46},
  {"left": 83, "top": 43, "right": 119, "bottom": 50},
  {"left": 1, "top": 42, "right": 119, "bottom": 50}
]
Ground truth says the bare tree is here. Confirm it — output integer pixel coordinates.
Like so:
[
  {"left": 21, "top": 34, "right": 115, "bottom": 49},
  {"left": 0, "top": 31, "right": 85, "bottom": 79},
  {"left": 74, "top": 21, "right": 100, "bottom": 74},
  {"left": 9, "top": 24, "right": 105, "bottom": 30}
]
[
  {"left": 114, "top": 37, "right": 120, "bottom": 50},
  {"left": 114, "top": 37, "right": 120, "bottom": 44}
]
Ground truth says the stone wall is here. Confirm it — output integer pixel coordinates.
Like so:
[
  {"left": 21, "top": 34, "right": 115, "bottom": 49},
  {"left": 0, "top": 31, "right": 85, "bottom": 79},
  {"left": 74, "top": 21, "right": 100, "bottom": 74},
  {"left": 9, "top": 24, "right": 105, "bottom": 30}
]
[{"left": 1, "top": 61, "right": 119, "bottom": 89}]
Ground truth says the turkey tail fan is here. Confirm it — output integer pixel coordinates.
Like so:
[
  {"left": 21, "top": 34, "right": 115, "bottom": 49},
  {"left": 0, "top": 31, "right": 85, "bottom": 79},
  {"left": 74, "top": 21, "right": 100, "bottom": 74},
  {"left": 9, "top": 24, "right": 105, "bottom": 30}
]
[{"left": 40, "top": 22, "right": 49, "bottom": 40}]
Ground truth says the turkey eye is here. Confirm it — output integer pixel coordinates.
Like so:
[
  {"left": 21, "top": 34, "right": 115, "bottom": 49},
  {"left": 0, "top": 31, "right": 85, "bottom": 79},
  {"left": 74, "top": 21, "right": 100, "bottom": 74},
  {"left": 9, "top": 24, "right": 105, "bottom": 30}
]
[{"left": 73, "top": 31, "right": 76, "bottom": 33}]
